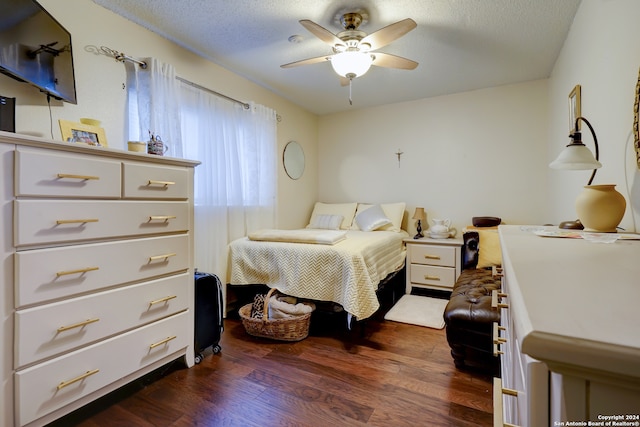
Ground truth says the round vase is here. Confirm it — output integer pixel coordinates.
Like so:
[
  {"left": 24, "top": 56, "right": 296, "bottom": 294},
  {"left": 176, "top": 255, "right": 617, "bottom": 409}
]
[{"left": 575, "top": 184, "right": 626, "bottom": 232}]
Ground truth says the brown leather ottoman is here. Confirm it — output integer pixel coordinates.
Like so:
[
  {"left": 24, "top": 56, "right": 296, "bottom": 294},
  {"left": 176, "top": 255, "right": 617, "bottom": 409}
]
[{"left": 444, "top": 268, "right": 501, "bottom": 373}]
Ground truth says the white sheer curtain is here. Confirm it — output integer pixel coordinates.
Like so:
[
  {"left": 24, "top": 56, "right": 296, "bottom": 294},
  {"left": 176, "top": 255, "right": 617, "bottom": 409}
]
[
  {"left": 179, "top": 83, "right": 277, "bottom": 281},
  {"left": 125, "top": 58, "right": 183, "bottom": 157}
]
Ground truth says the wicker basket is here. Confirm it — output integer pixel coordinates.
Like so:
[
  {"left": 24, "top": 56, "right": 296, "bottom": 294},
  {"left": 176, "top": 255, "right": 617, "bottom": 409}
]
[{"left": 238, "top": 288, "right": 313, "bottom": 341}]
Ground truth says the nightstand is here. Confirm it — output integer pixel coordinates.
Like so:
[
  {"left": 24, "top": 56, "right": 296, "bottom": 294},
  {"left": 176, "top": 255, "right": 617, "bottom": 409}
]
[{"left": 404, "top": 237, "right": 463, "bottom": 293}]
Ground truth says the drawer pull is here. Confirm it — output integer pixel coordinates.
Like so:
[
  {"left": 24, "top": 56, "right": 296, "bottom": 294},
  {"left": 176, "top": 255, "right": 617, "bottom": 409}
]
[
  {"left": 491, "top": 289, "right": 508, "bottom": 309},
  {"left": 493, "top": 378, "right": 521, "bottom": 427},
  {"left": 56, "top": 266, "right": 99, "bottom": 277},
  {"left": 149, "top": 253, "right": 177, "bottom": 262},
  {"left": 57, "top": 369, "right": 100, "bottom": 390},
  {"left": 148, "top": 180, "right": 175, "bottom": 186},
  {"left": 57, "top": 173, "right": 100, "bottom": 181},
  {"left": 57, "top": 318, "right": 100, "bottom": 332},
  {"left": 150, "top": 295, "right": 177, "bottom": 305},
  {"left": 493, "top": 322, "right": 507, "bottom": 344},
  {"left": 492, "top": 265, "right": 504, "bottom": 277},
  {"left": 149, "top": 215, "right": 177, "bottom": 222},
  {"left": 493, "top": 342, "right": 504, "bottom": 356},
  {"left": 503, "top": 387, "right": 518, "bottom": 397},
  {"left": 424, "top": 275, "right": 440, "bottom": 281},
  {"left": 424, "top": 254, "right": 441, "bottom": 260},
  {"left": 56, "top": 218, "right": 99, "bottom": 225},
  {"left": 150, "top": 335, "right": 177, "bottom": 349}
]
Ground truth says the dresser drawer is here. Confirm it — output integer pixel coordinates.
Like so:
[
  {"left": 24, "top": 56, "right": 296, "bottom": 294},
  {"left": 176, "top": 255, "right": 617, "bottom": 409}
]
[
  {"left": 123, "top": 162, "right": 190, "bottom": 200},
  {"left": 409, "top": 244, "right": 456, "bottom": 267},
  {"left": 15, "top": 147, "right": 121, "bottom": 198},
  {"left": 15, "top": 273, "right": 190, "bottom": 368},
  {"left": 15, "top": 234, "right": 189, "bottom": 306},
  {"left": 409, "top": 264, "right": 456, "bottom": 288},
  {"left": 14, "top": 200, "right": 189, "bottom": 246},
  {"left": 15, "top": 311, "right": 189, "bottom": 426}
]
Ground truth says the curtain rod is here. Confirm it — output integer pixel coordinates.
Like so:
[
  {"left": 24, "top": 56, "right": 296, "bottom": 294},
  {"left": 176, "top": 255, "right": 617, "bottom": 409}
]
[{"left": 100, "top": 45, "right": 251, "bottom": 111}]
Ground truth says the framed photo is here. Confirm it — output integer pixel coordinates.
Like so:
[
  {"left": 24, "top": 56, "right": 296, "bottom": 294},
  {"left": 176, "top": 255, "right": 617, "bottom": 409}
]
[
  {"left": 568, "top": 84, "right": 581, "bottom": 133},
  {"left": 59, "top": 119, "right": 108, "bottom": 147}
]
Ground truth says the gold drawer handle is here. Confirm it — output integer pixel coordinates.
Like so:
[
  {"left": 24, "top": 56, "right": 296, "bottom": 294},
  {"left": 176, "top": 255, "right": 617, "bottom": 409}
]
[
  {"left": 57, "top": 369, "right": 100, "bottom": 390},
  {"left": 56, "top": 218, "right": 99, "bottom": 225},
  {"left": 491, "top": 289, "right": 508, "bottom": 309},
  {"left": 56, "top": 266, "right": 99, "bottom": 277},
  {"left": 148, "top": 180, "right": 175, "bottom": 186},
  {"left": 493, "top": 342, "right": 504, "bottom": 356},
  {"left": 149, "top": 253, "right": 177, "bottom": 262},
  {"left": 57, "top": 173, "right": 100, "bottom": 181},
  {"left": 150, "top": 295, "right": 177, "bottom": 305},
  {"left": 149, "top": 215, "right": 177, "bottom": 222},
  {"left": 150, "top": 335, "right": 177, "bottom": 349},
  {"left": 424, "top": 254, "right": 441, "bottom": 260},
  {"left": 493, "top": 378, "right": 521, "bottom": 427},
  {"left": 57, "top": 318, "right": 100, "bottom": 332},
  {"left": 493, "top": 322, "right": 507, "bottom": 344},
  {"left": 424, "top": 275, "right": 440, "bottom": 281}
]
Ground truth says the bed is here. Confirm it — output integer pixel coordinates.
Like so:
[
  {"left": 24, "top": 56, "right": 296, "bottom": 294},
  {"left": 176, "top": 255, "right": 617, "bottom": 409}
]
[{"left": 227, "top": 202, "right": 408, "bottom": 320}]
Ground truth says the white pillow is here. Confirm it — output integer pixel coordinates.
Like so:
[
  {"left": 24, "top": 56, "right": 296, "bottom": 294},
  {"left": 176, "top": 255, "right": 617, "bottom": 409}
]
[
  {"left": 351, "top": 202, "right": 406, "bottom": 232},
  {"left": 308, "top": 214, "right": 343, "bottom": 230},
  {"left": 307, "top": 202, "right": 357, "bottom": 230},
  {"left": 354, "top": 204, "right": 391, "bottom": 231}
]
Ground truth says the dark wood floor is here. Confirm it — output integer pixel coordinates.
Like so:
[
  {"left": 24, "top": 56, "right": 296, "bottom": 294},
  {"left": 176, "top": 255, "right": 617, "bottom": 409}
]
[{"left": 49, "top": 311, "right": 494, "bottom": 426}]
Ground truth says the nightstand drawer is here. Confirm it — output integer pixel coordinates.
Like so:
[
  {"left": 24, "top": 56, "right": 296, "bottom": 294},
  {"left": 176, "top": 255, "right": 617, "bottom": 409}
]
[
  {"left": 15, "top": 147, "right": 121, "bottom": 198},
  {"left": 410, "top": 264, "right": 456, "bottom": 288},
  {"left": 409, "top": 244, "right": 457, "bottom": 267}
]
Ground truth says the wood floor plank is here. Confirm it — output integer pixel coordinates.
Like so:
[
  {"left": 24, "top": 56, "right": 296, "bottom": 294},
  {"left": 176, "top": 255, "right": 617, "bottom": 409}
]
[{"left": 48, "top": 315, "right": 494, "bottom": 426}]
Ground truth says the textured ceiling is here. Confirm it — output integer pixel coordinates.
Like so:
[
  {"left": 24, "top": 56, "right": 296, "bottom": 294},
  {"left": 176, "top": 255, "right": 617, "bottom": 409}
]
[{"left": 91, "top": 0, "right": 581, "bottom": 115}]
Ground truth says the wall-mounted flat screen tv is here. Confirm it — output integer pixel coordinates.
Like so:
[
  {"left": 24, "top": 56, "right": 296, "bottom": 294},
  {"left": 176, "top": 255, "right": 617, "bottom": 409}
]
[{"left": 0, "top": 0, "right": 77, "bottom": 104}]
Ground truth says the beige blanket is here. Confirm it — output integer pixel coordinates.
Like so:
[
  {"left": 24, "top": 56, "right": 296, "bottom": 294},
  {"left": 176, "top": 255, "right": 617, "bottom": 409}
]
[
  {"left": 229, "top": 230, "right": 408, "bottom": 320},
  {"left": 248, "top": 228, "right": 347, "bottom": 245}
]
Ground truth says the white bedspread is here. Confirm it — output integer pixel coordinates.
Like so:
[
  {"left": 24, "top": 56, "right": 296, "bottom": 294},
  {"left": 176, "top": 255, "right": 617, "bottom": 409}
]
[
  {"left": 248, "top": 228, "right": 347, "bottom": 245},
  {"left": 228, "top": 230, "right": 408, "bottom": 320}
]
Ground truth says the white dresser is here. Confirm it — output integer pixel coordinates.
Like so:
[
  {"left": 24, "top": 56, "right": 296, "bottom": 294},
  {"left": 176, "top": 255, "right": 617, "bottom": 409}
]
[
  {"left": 494, "top": 225, "right": 640, "bottom": 426},
  {"left": 0, "top": 131, "right": 199, "bottom": 427}
]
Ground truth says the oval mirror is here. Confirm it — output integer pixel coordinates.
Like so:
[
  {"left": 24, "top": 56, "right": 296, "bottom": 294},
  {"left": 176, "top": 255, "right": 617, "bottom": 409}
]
[{"left": 283, "top": 141, "right": 305, "bottom": 180}]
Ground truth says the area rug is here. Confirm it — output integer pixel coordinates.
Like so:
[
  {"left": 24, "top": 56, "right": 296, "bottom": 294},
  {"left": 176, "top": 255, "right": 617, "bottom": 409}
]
[{"left": 384, "top": 295, "right": 448, "bottom": 329}]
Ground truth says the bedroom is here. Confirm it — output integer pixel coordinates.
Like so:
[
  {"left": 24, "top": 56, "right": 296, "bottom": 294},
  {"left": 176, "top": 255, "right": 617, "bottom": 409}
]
[{"left": 1, "top": 0, "right": 639, "bottom": 425}]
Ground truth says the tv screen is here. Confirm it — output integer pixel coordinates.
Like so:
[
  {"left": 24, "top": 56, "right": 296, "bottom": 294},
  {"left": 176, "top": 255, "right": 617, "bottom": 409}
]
[{"left": 0, "top": 0, "right": 77, "bottom": 104}]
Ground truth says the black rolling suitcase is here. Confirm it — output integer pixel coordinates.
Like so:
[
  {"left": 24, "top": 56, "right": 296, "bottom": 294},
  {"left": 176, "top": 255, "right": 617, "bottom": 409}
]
[{"left": 194, "top": 270, "right": 224, "bottom": 364}]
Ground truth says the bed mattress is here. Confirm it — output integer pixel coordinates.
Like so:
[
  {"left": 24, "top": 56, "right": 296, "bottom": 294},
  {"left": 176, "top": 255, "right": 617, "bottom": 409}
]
[{"left": 228, "top": 230, "right": 408, "bottom": 319}]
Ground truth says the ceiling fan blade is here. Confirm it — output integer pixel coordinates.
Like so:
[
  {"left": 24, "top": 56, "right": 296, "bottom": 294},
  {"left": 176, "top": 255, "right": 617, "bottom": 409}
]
[
  {"left": 299, "top": 19, "right": 344, "bottom": 47},
  {"left": 360, "top": 18, "right": 417, "bottom": 51},
  {"left": 372, "top": 52, "right": 418, "bottom": 70},
  {"left": 281, "top": 54, "right": 332, "bottom": 68}
]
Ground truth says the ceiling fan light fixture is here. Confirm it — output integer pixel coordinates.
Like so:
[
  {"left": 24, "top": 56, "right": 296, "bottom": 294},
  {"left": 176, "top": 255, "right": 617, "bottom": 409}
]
[{"left": 330, "top": 51, "right": 373, "bottom": 78}]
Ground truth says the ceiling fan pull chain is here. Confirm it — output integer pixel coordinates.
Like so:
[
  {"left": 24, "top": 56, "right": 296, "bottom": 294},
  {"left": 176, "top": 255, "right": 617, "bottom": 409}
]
[{"left": 349, "top": 79, "right": 353, "bottom": 105}]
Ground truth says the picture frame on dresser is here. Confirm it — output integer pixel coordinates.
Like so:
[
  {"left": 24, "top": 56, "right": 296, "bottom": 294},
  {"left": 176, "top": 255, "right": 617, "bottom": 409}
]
[{"left": 59, "top": 119, "right": 108, "bottom": 147}]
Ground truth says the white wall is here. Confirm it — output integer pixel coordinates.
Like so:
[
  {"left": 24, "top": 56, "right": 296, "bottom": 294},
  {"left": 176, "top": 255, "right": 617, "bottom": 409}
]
[
  {"left": 0, "top": 0, "right": 319, "bottom": 228},
  {"left": 547, "top": 0, "right": 640, "bottom": 232},
  {"left": 318, "top": 80, "right": 549, "bottom": 235}
]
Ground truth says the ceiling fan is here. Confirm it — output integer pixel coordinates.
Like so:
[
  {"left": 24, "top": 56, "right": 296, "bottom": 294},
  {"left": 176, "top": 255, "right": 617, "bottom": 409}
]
[{"left": 281, "top": 11, "right": 418, "bottom": 91}]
